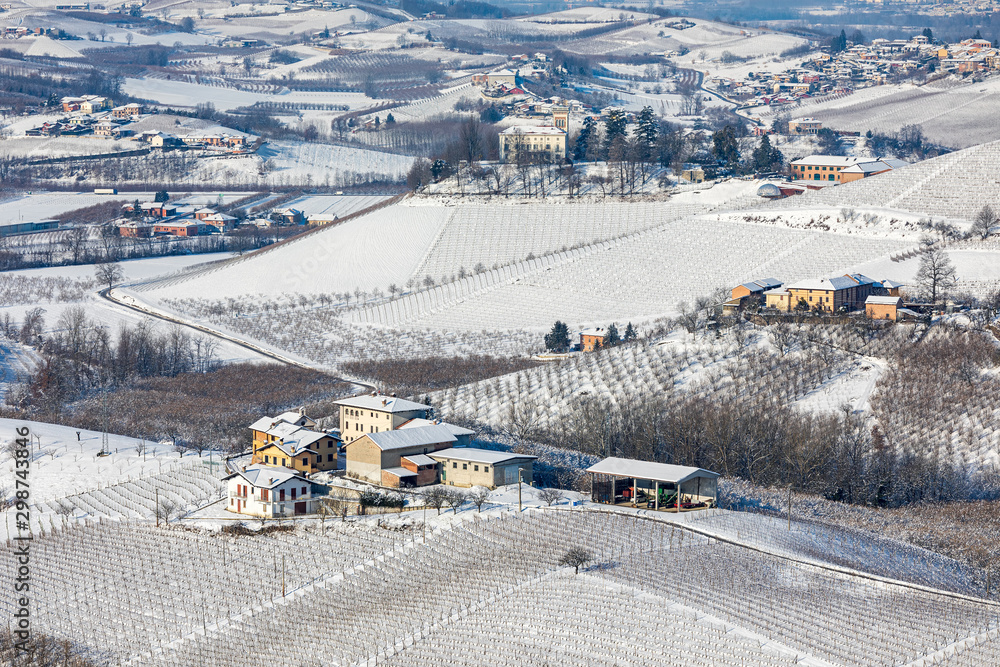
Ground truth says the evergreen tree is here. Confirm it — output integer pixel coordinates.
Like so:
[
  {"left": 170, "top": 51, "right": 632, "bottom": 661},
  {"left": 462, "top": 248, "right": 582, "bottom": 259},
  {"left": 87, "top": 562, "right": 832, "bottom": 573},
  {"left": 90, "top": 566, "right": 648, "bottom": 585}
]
[
  {"left": 623, "top": 322, "right": 636, "bottom": 342},
  {"left": 154, "top": 190, "right": 169, "bottom": 203},
  {"left": 544, "top": 321, "right": 571, "bottom": 352},
  {"left": 573, "top": 116, "right": 596, "bottom": 161},
  {"left": 635, "top": 106, "right": 658, "bottom": 156},
  {"left": 385, "top": 113, "right": 395, "bottom": 125},
  {"left": 711, "top": 125, "right": 741, "bottom": 171},
  {"left": 973, "top": 29, "right": 983, "bottom": 40},
  {"left": 922, "top": 27, "right": 933, "bottom": 42},
  {"left": 603, "top": 109, "right": 627, "bottom": 157},
  {"left": 604, "top": 323, "right": 620, "bottom": 347},
  {"left": 752, "top": 134, "right": 775, "bottom": 172},
  {"left": 830, "top": 30, "right": 847, "bottom": 53}
]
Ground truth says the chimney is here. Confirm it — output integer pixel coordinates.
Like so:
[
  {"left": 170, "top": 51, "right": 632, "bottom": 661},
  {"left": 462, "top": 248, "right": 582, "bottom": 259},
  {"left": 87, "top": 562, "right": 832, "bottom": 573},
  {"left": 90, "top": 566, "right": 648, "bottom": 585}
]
[
  {"left": 382, "top": 399, "right": 387, "bottom": 406},
  {"left": 242, "top": 465, "right": 247, "bottom": 472},
  {"left": 299, "top": 406, "right": 304, "bottom": 415}
]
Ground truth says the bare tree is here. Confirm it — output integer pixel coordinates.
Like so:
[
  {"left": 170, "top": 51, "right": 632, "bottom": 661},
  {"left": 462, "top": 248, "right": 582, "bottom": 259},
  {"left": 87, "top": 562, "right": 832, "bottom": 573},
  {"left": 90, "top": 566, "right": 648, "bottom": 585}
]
[
  {"left": 971, "top": 205, "right": 997, "bottom": 240},
  {"left": 421, "top": 486, "right": 449, "bottom": 515},
  {"left": 94, "top": 262, "right": 125, "bottom": 291},
  {"left": 468, "top": 486, "right": 490, "bottom": 512},
  {"left": 445, "top": 487, "right": 466, "bottom": 514},
  {"left": 538, "top": 487, "right": 563, "bottom": 506},
  {"left": 155, "top": 498, "right": 178, "bottom": 525},
  {"left": 558, "top": 546, "right": 593, "bottom": 574},
  {"left": 915, "top": 247, "right": 958, "bottom": 305}
]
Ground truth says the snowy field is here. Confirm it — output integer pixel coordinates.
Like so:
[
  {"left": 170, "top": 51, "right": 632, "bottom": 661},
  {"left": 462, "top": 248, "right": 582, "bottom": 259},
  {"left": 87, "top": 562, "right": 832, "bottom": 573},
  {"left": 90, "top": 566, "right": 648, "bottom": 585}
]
[
  {"left": 763, "top": 138, "right": 1000, "bottom": 221},
  {"left": 259, "top": 140, "right": 414, "bottom": 186},
  {"left": 0, "top": 192, "right": 154, "bottom": 227},
  {"left": 4, "top": 506, "right": 996, "bottom": 665},
  {"left": 776, "top": 78, "right": 1000, "bottom": 149},
  {"left": 286, "top": 194, "right": 392, "bottom": 218}
]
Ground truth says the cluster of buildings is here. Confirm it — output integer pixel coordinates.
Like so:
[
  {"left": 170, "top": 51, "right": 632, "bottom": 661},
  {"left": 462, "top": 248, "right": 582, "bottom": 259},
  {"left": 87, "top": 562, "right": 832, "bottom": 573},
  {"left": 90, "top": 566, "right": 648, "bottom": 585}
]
[
  {"left": 21, "top": 95, "right": 257, "bottom": 153},
  {"left": 225, "top": 393, "right": 538, "bottom": 518},
  {"left": 725, "top": 274, "right": 908, "bottom": 319},
  {"left": 117, "top": 203, "right": 238, "bottom": 238},
  {"left": 756, "top": 154, "right": 910, "bottom": 199},
  {"left": 717, "top": 35, "right": 993, "bottom": 113},
  {"left": 498, "top": 104, "right": 570, "bottom": 163}
]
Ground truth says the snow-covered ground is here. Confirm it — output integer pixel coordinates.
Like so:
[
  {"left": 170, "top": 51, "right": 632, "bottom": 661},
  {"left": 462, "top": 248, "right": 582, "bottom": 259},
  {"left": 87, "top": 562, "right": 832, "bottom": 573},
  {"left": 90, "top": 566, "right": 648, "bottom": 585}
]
[{"left": 0, "top": 192, "right": 154, "bottom": 227}]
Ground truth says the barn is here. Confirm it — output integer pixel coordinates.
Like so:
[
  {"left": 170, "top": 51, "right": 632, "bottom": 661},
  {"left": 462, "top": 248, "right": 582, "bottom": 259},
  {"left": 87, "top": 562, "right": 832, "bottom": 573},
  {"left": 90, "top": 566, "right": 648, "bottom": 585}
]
[{"left": 587, "top": 457, "right": 718, "bottom": 512}]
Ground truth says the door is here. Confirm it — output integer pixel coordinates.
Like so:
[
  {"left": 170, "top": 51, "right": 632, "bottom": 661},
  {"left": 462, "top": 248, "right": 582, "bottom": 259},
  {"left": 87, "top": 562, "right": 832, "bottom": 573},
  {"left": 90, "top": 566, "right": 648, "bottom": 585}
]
[
  {"left": 504, "top": 466, "right": 518, "bottom": 485},
  {"left": 294, "top": 502, "right": 307, "bottom": 515}
]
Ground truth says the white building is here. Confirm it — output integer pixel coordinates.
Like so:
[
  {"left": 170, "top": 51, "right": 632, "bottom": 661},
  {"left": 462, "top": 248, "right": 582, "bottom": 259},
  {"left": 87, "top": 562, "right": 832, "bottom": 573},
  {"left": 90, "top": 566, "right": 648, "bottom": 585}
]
[
  {"left": 498, "top": 126, "right": 567, "bottom": 163},
  {"left": 225, "top": 464, "right": 315, "bottom": 517}
]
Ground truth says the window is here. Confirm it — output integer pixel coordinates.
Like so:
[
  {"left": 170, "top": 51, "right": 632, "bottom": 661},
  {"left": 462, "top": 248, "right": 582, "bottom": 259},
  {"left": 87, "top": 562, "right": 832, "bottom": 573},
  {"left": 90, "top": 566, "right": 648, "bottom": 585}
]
[
  {"left": 290, "top": 488, "right": 296, "bottom": 500},
  {"left": 302, "top": 457, "right": 308, "bottom": 466},
  {"left": 328, "top": 454, "right": 334, "bottom": 462},
  {"left": 264, "top": 455, "right": 269, "bottom": 464},
  {"left": 453, "top": 462, "right": 458, "bottom": 469},
  {"left": 484, "top": 466, "right": 489, "bottom": 473},
  {"left": 279, "top": 490, "right": 286, "bottom": 501},
  {"left": 261, "top": 489, "right": 269, "bottom": 502},
  {"left": 302, "top": 486, "right": 307, "bottom": 495},
  {"left": 281, "top": 458, "right": 287, "bottom": 466},
  {"left": 474, "top": 465, "right": 479, "bottom": 472},
  {"left": 462, "top": 463, "right": 468, "bottom": 470}
]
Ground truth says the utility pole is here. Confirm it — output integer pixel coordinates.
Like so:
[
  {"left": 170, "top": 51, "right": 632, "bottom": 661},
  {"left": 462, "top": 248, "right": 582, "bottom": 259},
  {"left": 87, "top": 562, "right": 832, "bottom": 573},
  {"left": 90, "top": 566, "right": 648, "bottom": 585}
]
[
  {"left": 422, "top": 504, "right": 426, "bottom": 544},
  {"left": 518, "top": 469, "right": 523, "bottom": 512},
  {"left": 787, "top": 484, "right": 792, "bottom": 531},
  {"left": 282, "top": 555, "right": 286, "bottom": 597},
  {"left": 155, "top": 489, "right": 160, "bottom": 527}
]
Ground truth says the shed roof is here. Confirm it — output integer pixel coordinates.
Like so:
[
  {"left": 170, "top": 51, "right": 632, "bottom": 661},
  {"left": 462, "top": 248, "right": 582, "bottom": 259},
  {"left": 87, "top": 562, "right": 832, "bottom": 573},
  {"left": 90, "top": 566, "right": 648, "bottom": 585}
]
[
  {"left": 430, "top": 448, "right": 538, "bottom": 465},
  {"left": 586, "top": 457, "right": 718, "bottom": 485},
  {"left": 383, "top": 466, "right": 417, "bottom": 478},
  {"left": 402, "top": 454, "right": 438, "bottom": 466},
  {"left": 866, "top": 296, "right": 902, "bottom": 305},
  {"left": 335, "top": 393, "right": 429, "bottom": 413}
]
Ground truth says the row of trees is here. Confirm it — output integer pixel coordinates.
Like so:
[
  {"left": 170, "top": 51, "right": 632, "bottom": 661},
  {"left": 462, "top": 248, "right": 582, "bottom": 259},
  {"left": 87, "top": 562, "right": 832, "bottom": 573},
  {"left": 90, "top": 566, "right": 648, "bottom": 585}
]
[{"left": 544, "top": 321, "right": 637, "bottom": 352}]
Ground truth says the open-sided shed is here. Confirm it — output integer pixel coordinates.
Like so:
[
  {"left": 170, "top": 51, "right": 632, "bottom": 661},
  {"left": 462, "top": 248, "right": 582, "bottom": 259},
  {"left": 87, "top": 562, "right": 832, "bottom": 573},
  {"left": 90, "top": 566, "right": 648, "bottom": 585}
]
[{"left": 586, "top": 457, "right": 718, "bottom": 511}]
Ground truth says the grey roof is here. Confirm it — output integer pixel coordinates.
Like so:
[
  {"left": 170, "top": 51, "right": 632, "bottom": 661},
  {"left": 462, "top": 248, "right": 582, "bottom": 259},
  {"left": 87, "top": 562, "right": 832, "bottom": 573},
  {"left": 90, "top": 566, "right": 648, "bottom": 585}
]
[
  {"left": 335, "top": 394, "right": 430, "bottom": 413},
  {"left": 402, "top": 454, "right": 438, "bottom": 466},
  {"left": 586, "top": 457, "right": 718, "bottom": 484},
  {"left": 881, "top": 279, "right": 906, "bottom": 288},
  {"left": 398, "top": 418, "right": 475, "bottom": 437},
  {"left": 225, "top": 464, "right": 308, "bottom": 488},
  {"left": 739, "top": 277, "right": 782, "bottom": 293},
  {"left": 866, "top": 296, "right": 902, "bottom": 305},
  {"left": 787, "top": 273, "right": 878, "bottom": 291},
  {"left": 430, "top": 448, "right": 538, "bottom": 465},
  {"left": 354, "top": 425, "right": 457, "bottom": 452},
  {"left": 383, "top": 466, "right": 417, "bottom": 478}
]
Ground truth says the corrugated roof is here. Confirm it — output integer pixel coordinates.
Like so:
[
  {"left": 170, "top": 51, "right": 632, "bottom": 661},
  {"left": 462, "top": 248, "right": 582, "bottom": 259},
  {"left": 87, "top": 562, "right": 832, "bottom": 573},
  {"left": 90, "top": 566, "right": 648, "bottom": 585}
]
[
  {"left": 866, "top": 296, "right": 902, "bottom": 305},
  {"left": 402, "top": 454, "right": 438, "bottom": 466},
  {"left": 357, "top": 425, "right": 457, "bottom": 451},
  {"left": 335, "top": 394, "right": 430, "bottom": 413},
  {"left": 430, "top": 448, "right": 537, "bottom": 465},
  {"left": 383, "top": 466, "right": 417, "bottom": 478},
  {"left": 586, "top": 457, "right": 718, "bottom": 484}
]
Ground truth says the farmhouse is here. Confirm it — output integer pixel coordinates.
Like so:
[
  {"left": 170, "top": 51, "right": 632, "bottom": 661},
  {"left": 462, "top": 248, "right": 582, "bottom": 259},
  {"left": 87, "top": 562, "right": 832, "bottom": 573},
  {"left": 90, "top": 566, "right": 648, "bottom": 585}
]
[
  {"left": 866, "top": 295, "right": 902, "bottom": 320},
  {"left": 152, "top": 220, "right": 206, "bottom": 237},
  {"left": 838, "top": 158, "right": 909, "bottom": 183},
  {"left": 112, "top": 103, "right": 143, "bottom": 119},
  {"left": 791, "top": 156, "right": 908, "bottom": 183},
  {"left": 202, "top": 212, "right": 238, "bottom": 232},
  {"left": 431, "top": 448, "right": 537, "bottom": 489},
  {"left": 725, "top": 277, "right": 783, "bottom": 313},
  {"left": 335, "top": 393, "right": 430, "bottom": 445},
  {"left": 344, "top": 424, "right": 457, "bottom": 486},
  {"left": 587, "top": 457, "right": 718, "bottom": 511},
  {"left": 117, "top": 221, "right": 152, "bottom": 238},
  {"left": 579, "top": 327, "right": 607, "bottom": 352},
  {"left": 225, "top": 464, "right": 315, "bottom": 517},
  {"left": 770, "top": 274, "right": 881, "bottom": 312},
  {"left": 487, "top": 69, "right": 518, "bottom": 87},
  {"left": 788, "top": 118, "right": 822, "bottom": 135},
  {"left": 249, "top": 412, "right": 340, "bottom": 474},
  {"left": 498, "top": 126, "right": 567, "bottom": 163}
]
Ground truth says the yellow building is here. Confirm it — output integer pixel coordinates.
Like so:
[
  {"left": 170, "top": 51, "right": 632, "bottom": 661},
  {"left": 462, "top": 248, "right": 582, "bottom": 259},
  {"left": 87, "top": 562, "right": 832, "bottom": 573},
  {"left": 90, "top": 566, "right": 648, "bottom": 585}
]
[
  {"left": 431, "top": 448, "right": 537, "bottom": 489},
  {"left": 335, "top": 393, "right": 431, "bottom": 445},
  {"left": 248, "top": 411, "right": 340, "bottom": 474},
  {"left": 790, "top": 156, "right": 863, "bottom": 183},
  {"left": 769, "top": 274, "right": 880, "bottom": 312},
  {"left": 788, "top": 118, "right": 822, "bottom": 135},
  {"left": 499, "top": 126, "right": 567, "bottom": 163}
]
